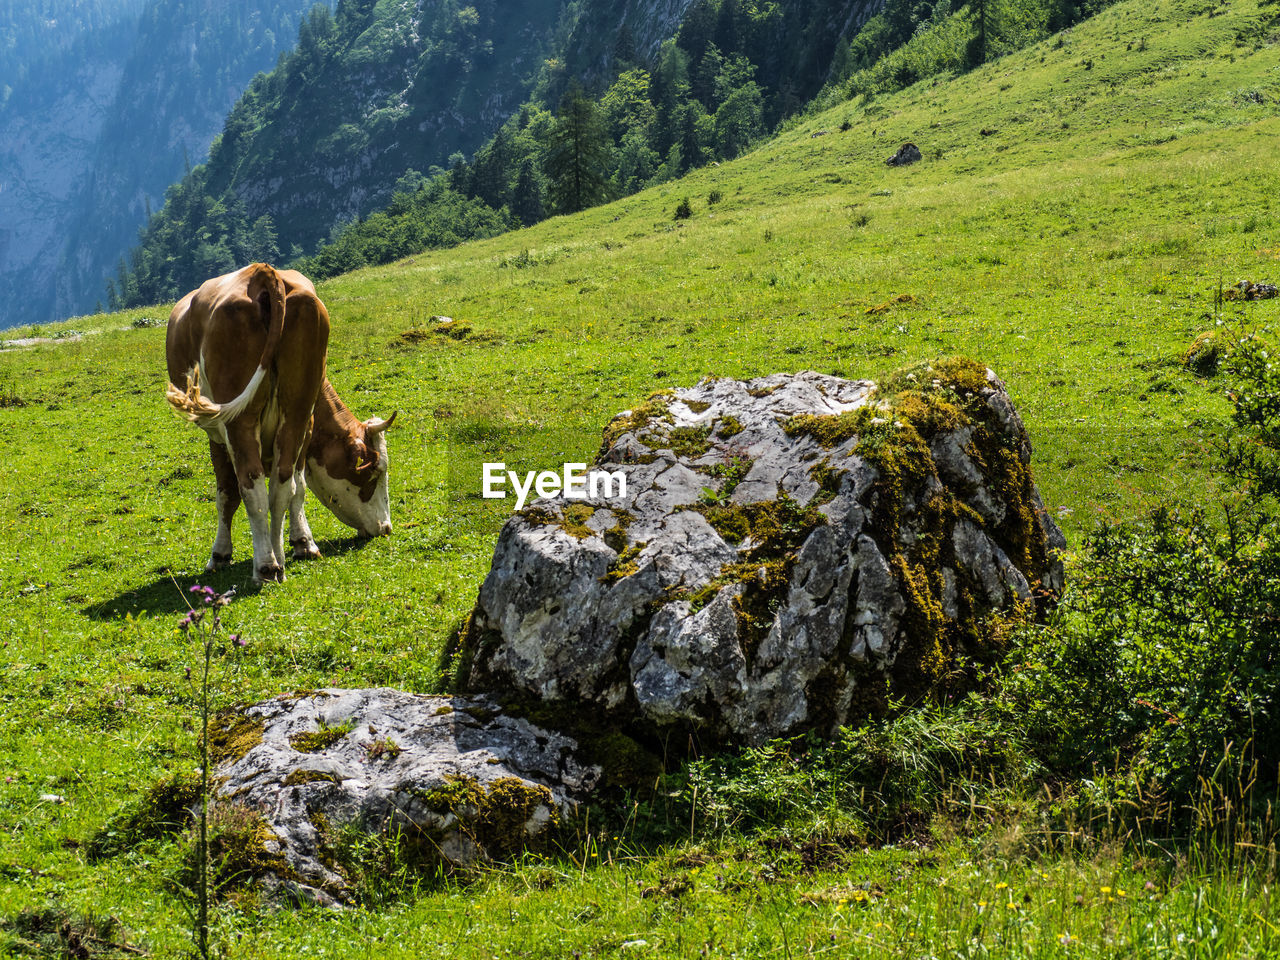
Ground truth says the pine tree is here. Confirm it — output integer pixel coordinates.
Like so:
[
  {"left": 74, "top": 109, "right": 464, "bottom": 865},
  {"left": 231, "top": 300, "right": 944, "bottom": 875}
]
[
  {"left": 512, "top": 158, "right": 546, "bottom": 226},
  {"left": 714, "top": 0, "right": 741, "bottom": 55},
  {"left": 447, "top": 151, "right": 470, "bottom": 193},
  {"left": 472, "top": 126, "right": 513, "bottom": 209},
  {"left": 969, "top": 0, "right": 1003, "bottom": 65},
  {"left": 648, "top": 41, "right": 690, "bottom": 157},
  {"left": 544, "top": 86, "right": 612, "bottom": 215},
  {"left": 677, "top": 101, "right": 710, "bottom": 174},
  {"left": 612, "top": 24, "right": 636, "bottom": 66},
  {"left": 692, "top": 45, "right": 724, "bottom": 111},
  {"left": 676, "top": 0, "right": 716, "bottom": 62}
]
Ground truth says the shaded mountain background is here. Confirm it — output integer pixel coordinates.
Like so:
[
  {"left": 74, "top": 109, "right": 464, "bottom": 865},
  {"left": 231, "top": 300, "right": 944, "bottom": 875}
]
[
  {"left": 113, "top": 0, "right": 894, "bottom": 306},
  {"left": 0, "top": 0, "right": 328, "bottom": 329}
]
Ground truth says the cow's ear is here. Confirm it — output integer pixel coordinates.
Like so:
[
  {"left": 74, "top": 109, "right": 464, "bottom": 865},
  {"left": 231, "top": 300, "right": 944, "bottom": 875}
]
[{"left": 346, "top": 440, "right": 365, "bottom": 468}]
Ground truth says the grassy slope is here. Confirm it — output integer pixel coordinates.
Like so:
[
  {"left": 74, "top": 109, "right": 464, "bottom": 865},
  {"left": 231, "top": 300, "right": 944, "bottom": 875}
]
[{"left": 1, "top": 0, "right": 1279, "bottom": 953}]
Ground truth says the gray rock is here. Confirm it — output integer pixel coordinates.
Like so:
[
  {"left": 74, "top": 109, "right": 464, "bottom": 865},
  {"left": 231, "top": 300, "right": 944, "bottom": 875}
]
[
  {"left": 886, "top": 142, "right": 923, "bottom": 166},
  {"left": 212, "top": 688, "right": 600, "bottom": 906},
  {"left": 458, "top": 363, "right": 1064, "bottom": 745}
]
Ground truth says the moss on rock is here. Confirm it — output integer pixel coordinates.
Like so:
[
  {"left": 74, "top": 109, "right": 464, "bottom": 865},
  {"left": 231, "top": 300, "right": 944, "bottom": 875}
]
[
  {"left": 716, "top": 415, "right": 744, "bottom": 438},
  {"left": 602, "top": 511, "right": 633, "bottom": 552},
  {"left": 289, "top": 721, "right": 353, "bottom": 753},
  {"left": 420, "top": 775, "right": 557, "bottom": 856},
  {"left": 560, "top": 503, "right": 596, "bottom": 540},
  {"left": 695, "top": 494, "right": 824, "bottom": 558},
  {"left": 188, "top": 804, "right": 296, "bottom": 897},
  {"left": 599, "top": 389, "right": 675, "bottom": 451},
  {"left": 601, "top": 545, "right": 643, "bottom": 583},
  {"left": 666, "top": 425, "right": 714, "bottom": 459},
  {"left": 206, "top": 711, "right": 264, "bottom": 765},
  {"left": 843, "top": 356, "right": 1048, "bottom": 702},
  {"left": 1184, "top": 330, "right": 1228, "bottom": 376}
]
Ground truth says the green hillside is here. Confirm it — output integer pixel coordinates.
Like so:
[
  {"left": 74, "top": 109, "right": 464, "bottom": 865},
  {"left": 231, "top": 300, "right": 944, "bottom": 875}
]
[{"left": 2, "top": 0, "right": 1279, "bottom": 953}]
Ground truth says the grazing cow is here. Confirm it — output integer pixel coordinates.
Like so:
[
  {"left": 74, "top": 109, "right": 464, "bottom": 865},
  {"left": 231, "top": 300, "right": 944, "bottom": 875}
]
[{"left": 165, "top": 263, "right": 395, "bottom": 582}]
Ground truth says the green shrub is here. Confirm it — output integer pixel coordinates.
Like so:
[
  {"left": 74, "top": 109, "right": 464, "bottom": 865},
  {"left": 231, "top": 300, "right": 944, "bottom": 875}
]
[{"left": 1003, "top": 332, "right": 1280, "bottom": 802}]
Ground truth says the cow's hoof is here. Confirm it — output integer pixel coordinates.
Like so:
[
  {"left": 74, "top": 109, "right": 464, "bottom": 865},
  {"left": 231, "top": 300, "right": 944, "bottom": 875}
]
[
  {"left": 205, "top": 552, "right": 232, "bottom": 572},
  {"left": 291, "top": 540, "right": 322, "bottom": 561},
  {"left": 255, "top": 564, "right": 285, "bottom": 583}
]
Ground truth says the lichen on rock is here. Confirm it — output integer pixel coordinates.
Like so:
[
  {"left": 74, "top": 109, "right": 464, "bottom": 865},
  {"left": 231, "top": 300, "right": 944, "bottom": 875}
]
[{"left": 457, "top": 362, "right": 1064, "bottom": 745}]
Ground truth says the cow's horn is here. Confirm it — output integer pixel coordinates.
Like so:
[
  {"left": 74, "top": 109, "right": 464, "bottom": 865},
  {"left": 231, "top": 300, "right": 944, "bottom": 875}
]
[{"left": 366, "top": 411, "right": 398, "bottom": 434}]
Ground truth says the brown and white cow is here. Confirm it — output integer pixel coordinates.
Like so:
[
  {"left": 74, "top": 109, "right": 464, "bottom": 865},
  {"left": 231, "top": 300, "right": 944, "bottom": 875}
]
[{"left": 165, "top": 263, "right": 394, "bottom": 582}]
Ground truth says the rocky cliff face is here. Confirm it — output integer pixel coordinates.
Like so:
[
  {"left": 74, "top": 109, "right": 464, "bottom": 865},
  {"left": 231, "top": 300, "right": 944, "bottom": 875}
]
[
  {"left": 0, "top": 45, "right": 126, "bottom": 327},
  {"left": 0, "top": 0, "right": 327, "bottom": 329},
  {"left": 52, "top": 0, "right": 325, "bottom": 323}
]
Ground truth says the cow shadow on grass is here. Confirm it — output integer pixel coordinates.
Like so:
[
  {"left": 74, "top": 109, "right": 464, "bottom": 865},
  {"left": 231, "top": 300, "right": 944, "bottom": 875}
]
[{"left": 82, "top": 538, "right": 367, "bottom": 621}]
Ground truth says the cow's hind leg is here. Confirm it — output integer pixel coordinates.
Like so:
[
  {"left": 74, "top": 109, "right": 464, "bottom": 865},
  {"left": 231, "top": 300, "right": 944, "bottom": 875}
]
[
  {"left": 225, "top": 420, "right": 283, "bottom": 583},
  {"left": 206, "top": 439, "right": 240, "bottom": 571},
  {"left": 288, "top": 463, "right": 322, "bottom": 560}
]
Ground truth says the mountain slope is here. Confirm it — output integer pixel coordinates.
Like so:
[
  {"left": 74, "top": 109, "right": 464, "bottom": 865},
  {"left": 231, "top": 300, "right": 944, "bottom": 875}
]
[
  {"left": 0, "top": 0, "right": 1278, "bottom": 951},
  {"left": 114, "top": 0, "right": 906, "bottom": 305}
]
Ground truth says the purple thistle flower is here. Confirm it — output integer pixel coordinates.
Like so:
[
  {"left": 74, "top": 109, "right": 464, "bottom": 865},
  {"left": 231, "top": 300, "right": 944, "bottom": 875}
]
[
  {"left": 232, "top": 634, "right": 247, "bottom": 648},
  {"left": 184, "top": 666, "right": 191, "bottom": 680}
]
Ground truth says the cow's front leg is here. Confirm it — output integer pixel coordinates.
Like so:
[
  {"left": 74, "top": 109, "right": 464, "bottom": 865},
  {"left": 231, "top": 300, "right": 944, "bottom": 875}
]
[
  {"left": 207, "top": 439, "right": 240, "bottom": 571},
  {"left": 289, "top": 467, "right": 322, "bottom": 560},
  {"left": 274, "top": 420, "right": 320, "bottom": 563},
  {"left": 227, "top": 423, "right": 282, "bottom": 582}
]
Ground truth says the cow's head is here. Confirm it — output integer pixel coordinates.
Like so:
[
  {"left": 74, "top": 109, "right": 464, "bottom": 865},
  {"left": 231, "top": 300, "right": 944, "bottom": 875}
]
[{"left": 306, "top": 412, "right": 396, "bottom": 537}]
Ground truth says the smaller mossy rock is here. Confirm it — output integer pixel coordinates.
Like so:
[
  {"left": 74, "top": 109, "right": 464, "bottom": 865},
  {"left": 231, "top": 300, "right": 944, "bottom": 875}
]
[
  {"left": 212, "top": 689, "right": 600, "bottom": 906},
  {"left": 1183, "top": 330, "right": 1229, "bottom": 377},
  {"left": 1222, "top": 280, "right": 1278, "bottom": 302},
  {"left": 457, "top": 362, "right": 1065, "bottom": 746}
]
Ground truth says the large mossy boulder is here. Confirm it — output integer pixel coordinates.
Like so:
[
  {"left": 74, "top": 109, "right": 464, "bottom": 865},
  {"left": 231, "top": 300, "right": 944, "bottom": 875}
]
[
  {"left": 454, "top": 360, "right": 1065, "bottom": 744},
  {"left": 211, "top": 689, "right": 601, "bottom": 906}
]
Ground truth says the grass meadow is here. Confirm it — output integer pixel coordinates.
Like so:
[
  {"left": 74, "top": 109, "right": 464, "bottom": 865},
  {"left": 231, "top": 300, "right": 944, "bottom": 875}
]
[{"left": 1, "top": 0, "right": 1279, "bottom": 953}]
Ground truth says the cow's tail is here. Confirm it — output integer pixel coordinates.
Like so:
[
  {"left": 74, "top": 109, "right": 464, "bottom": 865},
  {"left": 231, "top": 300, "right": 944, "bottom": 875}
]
[{"left": 166, "top": 263, "right": 287, "bottom": 429}]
